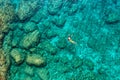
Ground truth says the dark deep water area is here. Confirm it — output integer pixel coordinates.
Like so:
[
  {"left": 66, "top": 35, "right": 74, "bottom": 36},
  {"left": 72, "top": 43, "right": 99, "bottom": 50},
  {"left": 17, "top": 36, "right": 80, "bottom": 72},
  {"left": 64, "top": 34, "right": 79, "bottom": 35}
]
[{"left": 0, "top": 0, "right": 120, "bottom": 80}]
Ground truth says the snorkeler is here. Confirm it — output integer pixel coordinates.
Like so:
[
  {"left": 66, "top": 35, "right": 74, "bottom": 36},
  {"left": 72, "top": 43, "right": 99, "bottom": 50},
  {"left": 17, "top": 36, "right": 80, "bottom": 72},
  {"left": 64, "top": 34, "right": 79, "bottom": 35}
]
[{"left": 68, "top": 34, "right": 77, "bottom": 44}]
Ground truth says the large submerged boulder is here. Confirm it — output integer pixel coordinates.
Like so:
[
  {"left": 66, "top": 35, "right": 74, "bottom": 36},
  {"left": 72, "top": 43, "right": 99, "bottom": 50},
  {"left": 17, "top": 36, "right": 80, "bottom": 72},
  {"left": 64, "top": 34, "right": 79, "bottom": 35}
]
[
  {"left": 47, "top": 0, "right": 63, "bottom": 15},
  {"left": 26, "top": 54, "right": 45, "bottom": 67},
  {"left": 10, "top": 48, "right": 25, "bottom": 65},
  {"left": 17, "top": 0, "right": 42, "bottom": 20},
  {"left": 20, "top": 30, "right": 40, "bottom": 49},
  {"left": 23, "top": 21, "right": 37, "bottom": 33}
]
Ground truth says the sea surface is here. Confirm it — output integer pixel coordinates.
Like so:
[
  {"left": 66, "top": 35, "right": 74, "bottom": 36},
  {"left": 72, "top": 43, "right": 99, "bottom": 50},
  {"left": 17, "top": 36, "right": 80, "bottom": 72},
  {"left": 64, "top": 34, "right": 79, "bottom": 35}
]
[{"left": 0, "top": 0, "right": 120, "bottom": 80}]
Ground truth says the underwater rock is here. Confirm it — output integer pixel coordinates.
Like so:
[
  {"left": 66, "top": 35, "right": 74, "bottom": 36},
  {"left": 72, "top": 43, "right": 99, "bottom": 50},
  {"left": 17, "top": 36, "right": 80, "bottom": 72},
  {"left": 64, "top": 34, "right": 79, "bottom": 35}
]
[
  {"left": 98, "top": 66, "right": 109, "bottom": 76},
  {"left": 56, "top": 37, "right": 67, "bottom": 49},
  {"left": 104, "top": 10, "right": 120, "bottom": 24},
  {"left": 37, "top": 68, "right": 49, "bottom": 80},
  {"left": 20, "top": 30, "right": 40, "bottom": 49},
  {"left": 87, "top": 34, "right": 108, "bottom": 54},
  {"left": 52, "top": 15, "right": 66, "bottom": 28},
  {"left": 0, "top": 33, "right": 3, "bottom": 40},
  {"left": 0, "top": 3, "right": 15, "bottom": 23},
  {"left": 10, "top": 48, "right": 24, "bottom": 65},
  {"left": 30, "top": 10, "right": 42, "bottom": 23},
  {"left": 83, "top": 59, "right": 94, "bottom": 70},
  {"left": 24, "top": 66, "right": 34, "bottom": 76},
  {"left": 13, "top": 27, "right": 24, "bottom": 37},
  {"left": 26, "top": 54, "right": 45, "bottom": 67},
  {"left": 23, "top": 21, "right": 37, "bottom": 33},
  {"left": 47, "top": 0, "right": 63, "bottom": 15},
  {"left": 30, "top": 8, "right": 48, "bottom": 23},
  {"left": 0, "top": 33, "right": 4, "bottom": 48},
  {"left": 42, "top": 19, "right": 52, "bottom": 28},
  {"left": 72, "top": 57, "right": 83, "bottom": 69},
  {"left": 59, "top": 56, "right": 70, "bottom": 64},
  {"left": 37, "top": 22, "right": 50, "bottom": 38},
  {"left": 17, "top": 0, "right": 41, "bottom": 20},
  {"left": 87, "top": 37, "right": 97, "bottom": 49},
  {"left": 45, "top": 29, "right": 57, "bottom": 39},
  {"left": 68, "top": 4, "right": 78, "bottom": 15},
  {"left": 12, "top": 37, "right": 19, "bottom": 47},
  {"left": 0, "top": 41, "right": 2, "bottom": 48},
  {"left": 45, "top": 43, "right": 57, "bottom": 55},
  {"left": 56, "top": 63, "right": 72, "bottom": 73},
  {"left": 38, "top": 41, "right": 57, "bottom": 55},
  {"left": 3, "top": 31, "right": 13, "bottom": 53},
  {"left": 0, "top": 3, "right": 15, "bottom": 48},
  {"left": 46, "top": 46, "right": 57, "bottom": 55},
  {"left": 78, "top": 71, "right": 97, "bottom": 80},
  {"left": 12, "top": 71, "right": 32, "bottom": 80},
  {"left": 11, "top": 28, "right": 25, "bottom": 47}
]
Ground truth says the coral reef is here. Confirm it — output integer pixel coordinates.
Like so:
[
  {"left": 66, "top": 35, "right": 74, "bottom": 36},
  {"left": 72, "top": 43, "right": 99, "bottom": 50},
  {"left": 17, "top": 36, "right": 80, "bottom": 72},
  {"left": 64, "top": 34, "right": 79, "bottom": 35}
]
[{"left": 0, "top": 1, "right": 15, "bottom": 80}]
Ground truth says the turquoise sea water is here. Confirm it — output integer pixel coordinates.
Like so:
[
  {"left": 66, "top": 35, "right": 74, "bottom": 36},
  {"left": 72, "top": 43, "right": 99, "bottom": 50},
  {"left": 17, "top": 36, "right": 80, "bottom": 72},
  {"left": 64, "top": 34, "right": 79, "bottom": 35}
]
[{"left": 0, "top": 0, "right": 120, "bottom": 80}]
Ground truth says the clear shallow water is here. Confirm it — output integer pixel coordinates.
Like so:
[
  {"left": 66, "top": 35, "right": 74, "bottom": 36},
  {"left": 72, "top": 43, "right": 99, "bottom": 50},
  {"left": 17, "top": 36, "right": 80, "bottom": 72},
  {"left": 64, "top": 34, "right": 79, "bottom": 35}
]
[{"left": 0, "top": 0, "right": 120, "bottom": 80}]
